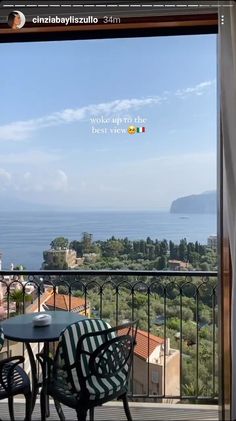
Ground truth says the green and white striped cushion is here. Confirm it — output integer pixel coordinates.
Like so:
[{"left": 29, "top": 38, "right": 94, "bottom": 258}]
[
  {"left": 57, "top": 319, "right": 128, "bottom": 401},
  {"left": 0, "top": 327, "right": 4, "bottom": 351}
]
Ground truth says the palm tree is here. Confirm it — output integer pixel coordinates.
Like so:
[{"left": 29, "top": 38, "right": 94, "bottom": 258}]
[
  {"left": 182, "top": 382, "right": 206, "bottom": 403},
  {"left": 5, "top": 290, "right": 32, "bottom": 314}
]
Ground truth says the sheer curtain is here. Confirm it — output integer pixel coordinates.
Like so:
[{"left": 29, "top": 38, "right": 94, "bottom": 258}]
[{"left": 221, "top": 2, "right": 236, "bottom": 418}]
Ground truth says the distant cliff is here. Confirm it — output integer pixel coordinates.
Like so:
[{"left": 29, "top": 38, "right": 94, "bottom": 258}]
[{"left": 170, "top": 191, "right": 216, "bottom": 214}]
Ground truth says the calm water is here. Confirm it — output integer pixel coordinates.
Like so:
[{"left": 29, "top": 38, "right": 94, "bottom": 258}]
[{"left": 0, "top": 211, "right": 217, "bottom": 270}]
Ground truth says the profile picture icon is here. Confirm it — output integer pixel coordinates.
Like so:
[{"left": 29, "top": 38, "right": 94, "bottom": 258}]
[{"left": 8, "top": 11, "right": 26, "bottom": 29}]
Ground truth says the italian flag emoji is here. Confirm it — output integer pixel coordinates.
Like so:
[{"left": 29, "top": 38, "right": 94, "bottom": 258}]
[{"left": 136, "top": 127, "right": 145, "bottom": 133}]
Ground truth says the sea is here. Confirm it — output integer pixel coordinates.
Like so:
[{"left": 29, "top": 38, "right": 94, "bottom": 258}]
[{"left": 0, "top": 211, "right": 217, "bottom": 270}]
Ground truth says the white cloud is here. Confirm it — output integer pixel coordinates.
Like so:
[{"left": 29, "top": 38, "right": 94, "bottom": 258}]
[
  {"left": 51, "top": 170, "right": 69, "bottom": 192},
  {"left": 175, "top": 80, "right": 215, "bottom": 99},
  {"left": 0, "top": 169, "right": 11, "bottom": 182},
  {"left": 0, "top": 169, "right": 12, "bottom": 191},
  {"left": 0, "top": 80, "right": 215, "bottom": 142},
  {"left": 0, "top": 97, "right": 162, "bottom": 142},
  {"left": 3, "top": 169, "right": 70, "bottom": 194}
]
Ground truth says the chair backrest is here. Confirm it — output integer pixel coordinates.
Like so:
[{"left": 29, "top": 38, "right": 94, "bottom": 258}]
[
  {"left": 57, "top": 319, "right": 112, "bottom": 393},
  {"left": 57, "top": 318, "right": 137, "bottom": 399},
  {"left": 0, "top": 327, "right": 4, "bottom": 352}
]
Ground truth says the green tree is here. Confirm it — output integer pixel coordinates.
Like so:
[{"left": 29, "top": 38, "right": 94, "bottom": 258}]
[
  {"left": 157, "top": 256, "right": 167, "bottom": 270},
  {"left": 123, "top": 237, "right": 133, "bottom": 254},
  {"left": 6, "top": 290, "right": 32, "bottom": 314},
  {"left": 182, "top": 307, "right": 194, "bottom": 322},
  {"left": 199, "top": 307, "right": 211, "bottom": 324},
  {"left": 183, "top": 382, "right": 206, "bottom": 400},
  {"left": 133, "top": 241, "right": 140, "bottom": 254},
  {"left": 139, "top": 240, "right": 146, "bottom": 255},
  {"left": 169, "top": 241, "right": 175, "bottom": 259},
  {"left": 50, "top": 237, "right": 69, "bottom": 250},
  {"left": 179, "top": 238, "right": 188, "bottom": 261},
  {"left": 199, "top": 262, "right": 210, "bottom": 271},
  {"left": 81, "top": 232, "right": 93, "bottom": 253},
  {"left": 147, "top": 245, "right": 155, "bottom": 260},
  {"left": 14, "top": 264, "right": 26, "bottom": 270},
  {"left": 70, "top": 240, "right": 83, "bottom": 257},
  {"left": 127, "top": 294, "right": 148, "bottom": 309},
  {"left": 160, "top": 240, "right": 168, "bottom": 256},
  {"left": 58, "top": 286, "right": 68, "bottom": 295},
  {"left": 154, "top": 242, "right": 160, "bottom": 257},
  {"left": 199, "top": 245, "right": 207, "bottom": 255},
  {"left": 183, "top": 322, "right": 196, "bottom": 344},
  {"left": 167, "top": 317, "right": 179, "bottom": 330},
  {"left": 188, "top": 251, "right": 199, "bottom": 266},
  {"left": 187, "top": 242, "right": 195, "bottom": 260},
  {"left": 73, "top": 290, "right": 84, "bottom": 298},
  {"left": 102, "top": 240, "right": 124, "bottom": 258}
]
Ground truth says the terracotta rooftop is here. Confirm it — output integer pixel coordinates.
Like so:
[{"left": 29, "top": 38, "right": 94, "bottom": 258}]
[
  {"left": 45, "top": 293, "right": 87, "bottom": 311},
  {"left": 120, "top": 328, "right": 165, "bottom": 360},
  {"left": 26, "top": 289, "right": 54, "bottom": 313}
]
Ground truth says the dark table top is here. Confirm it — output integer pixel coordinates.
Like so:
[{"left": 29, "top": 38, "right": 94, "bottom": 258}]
[{"left": 1, "top": 311, "right": 87, "bottom": 343}]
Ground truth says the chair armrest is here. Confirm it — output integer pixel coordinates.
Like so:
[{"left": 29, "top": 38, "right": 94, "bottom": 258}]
[
  {"left": 36, "top": 352, "right": 55, "bottom": 382},
  {"left": 0, "top": 355, "right": 25, "bottom": 393},
  {"left": 0, "top": 355, "right": 24, "bottom": 367},
  {"left": 36, "top": 352, "right": 54, "bottom": 367}
]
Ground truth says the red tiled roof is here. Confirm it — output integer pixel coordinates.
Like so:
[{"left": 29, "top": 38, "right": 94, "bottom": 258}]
[
  {"left": 26, "top": 289, "right": 54, "bottom": 313},
  {"left": 45, "top": 294, "right": 87, "bottom": 311},
  {"left": 120, "top": 328, "right": 165, "bottom": 360}
]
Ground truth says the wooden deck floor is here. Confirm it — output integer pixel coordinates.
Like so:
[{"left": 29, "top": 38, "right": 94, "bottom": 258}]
[{"left": 0, "top": 400, "right": 219, "bottom": 421}]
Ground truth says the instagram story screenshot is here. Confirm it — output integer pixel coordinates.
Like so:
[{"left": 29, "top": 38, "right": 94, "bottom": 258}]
[{"left": 0, "top": 1, "right": 235, "bottom": 421}]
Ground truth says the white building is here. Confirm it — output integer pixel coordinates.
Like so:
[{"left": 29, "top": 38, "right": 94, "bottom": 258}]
[{"left": 207, "top": 235, "right": 217, "bottom": 250}]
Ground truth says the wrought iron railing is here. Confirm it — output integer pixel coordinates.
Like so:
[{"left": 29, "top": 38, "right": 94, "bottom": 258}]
[{"left": 0, "top": 270, "right": 218, "bottom": 403}]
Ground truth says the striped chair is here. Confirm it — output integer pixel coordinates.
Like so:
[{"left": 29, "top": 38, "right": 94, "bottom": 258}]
[
  {"left": 41, "top": 318, "right": 137, "bottom": 421},
  {"left": 0, "top": 326, "right": 32, "bottom": 421}
]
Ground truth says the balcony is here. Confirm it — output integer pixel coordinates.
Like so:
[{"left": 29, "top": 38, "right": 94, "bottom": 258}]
[
  {"left": 0, "top": 400, "right": 219, "bottom": 420},
  {"left": 0, "top": 269, "right": 218, "bottom": 419}
]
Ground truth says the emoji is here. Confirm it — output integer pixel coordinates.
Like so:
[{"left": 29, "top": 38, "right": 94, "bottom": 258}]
[
  {"left": 128, "top": 126, "right": 136, "bottom": 135},
  {"left": 137, "top": 127, "right": 145, "bottom": 133}
]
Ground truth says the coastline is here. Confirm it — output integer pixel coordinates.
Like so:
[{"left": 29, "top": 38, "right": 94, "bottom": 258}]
[{"left": 0, "top": 211, "right": 216, "bottom": 270}]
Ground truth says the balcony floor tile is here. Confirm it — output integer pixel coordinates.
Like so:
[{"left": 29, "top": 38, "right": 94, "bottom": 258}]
[{"left": 0, "top": 400, "right": 218, "bottom": 420}]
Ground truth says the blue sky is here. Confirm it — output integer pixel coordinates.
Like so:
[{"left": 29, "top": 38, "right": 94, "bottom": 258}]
[{"left": 0, "top": 34, "right": 217, "bottom": 210}]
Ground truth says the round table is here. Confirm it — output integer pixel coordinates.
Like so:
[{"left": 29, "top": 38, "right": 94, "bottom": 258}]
[
  {"left": 2, "top": 311, "right": 86, "bottom": 342},
  {"left": 2, "top": 311, "right": 87, "bottom": 419}
]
